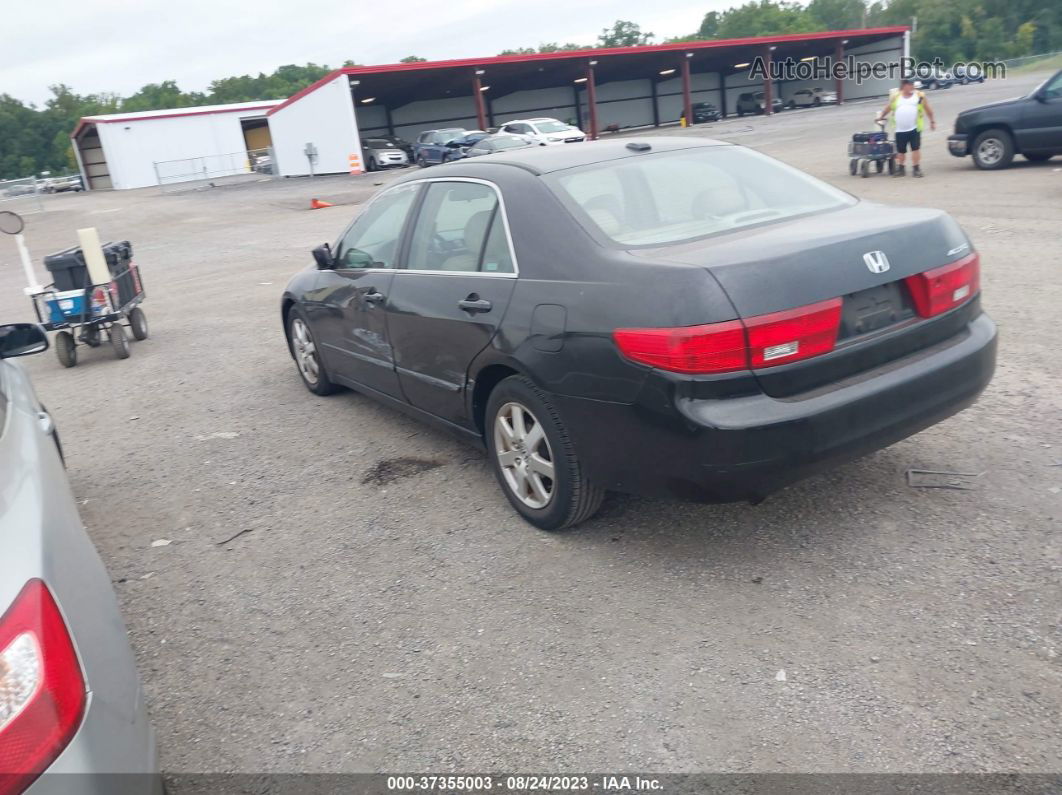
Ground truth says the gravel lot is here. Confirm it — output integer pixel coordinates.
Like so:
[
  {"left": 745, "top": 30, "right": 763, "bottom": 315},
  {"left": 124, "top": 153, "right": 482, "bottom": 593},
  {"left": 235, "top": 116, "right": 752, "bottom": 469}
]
[{"left": 1, "top": 71, "right": 1059, "bottom": 776}]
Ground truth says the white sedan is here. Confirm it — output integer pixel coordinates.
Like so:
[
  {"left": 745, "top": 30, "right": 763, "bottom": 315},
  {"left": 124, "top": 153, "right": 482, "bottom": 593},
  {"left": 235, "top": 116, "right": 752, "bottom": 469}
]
[
  {"left": 788, "top": 87, "right": 838, "bottom": 108},
  {"left": 499, "top": 117, "right": 586, "bottom": 145}
]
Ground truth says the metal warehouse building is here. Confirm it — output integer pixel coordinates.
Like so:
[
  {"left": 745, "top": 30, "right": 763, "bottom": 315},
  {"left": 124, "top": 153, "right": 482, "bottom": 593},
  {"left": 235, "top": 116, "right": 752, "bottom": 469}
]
[
  {"left": 74, "top": 26, "right": 908, "bottom": 189},
  {"left": 72, "top": 100, "right": 281, "bottom": 190}
]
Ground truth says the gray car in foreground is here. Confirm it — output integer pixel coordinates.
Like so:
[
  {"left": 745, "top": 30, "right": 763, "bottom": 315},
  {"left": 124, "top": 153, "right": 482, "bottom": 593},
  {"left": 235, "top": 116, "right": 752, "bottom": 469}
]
[{"left": 0, "top": 324, "right": 159, "bottom": 795}]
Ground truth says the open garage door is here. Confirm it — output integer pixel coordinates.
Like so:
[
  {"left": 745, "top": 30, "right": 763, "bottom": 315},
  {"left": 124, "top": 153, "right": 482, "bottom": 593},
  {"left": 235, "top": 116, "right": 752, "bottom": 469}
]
[{"left": 75, "top": 124, "right": 112, "bottom": 190}]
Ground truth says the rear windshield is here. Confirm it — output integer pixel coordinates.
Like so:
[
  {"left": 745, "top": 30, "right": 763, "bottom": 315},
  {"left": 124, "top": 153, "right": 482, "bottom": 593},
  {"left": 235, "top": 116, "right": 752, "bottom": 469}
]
[
  {"left": 492, "top": 136, "right": 532, "bottom": 150},
  {"left": 546, "top": 146, "right": 853, "bottom": 247}
]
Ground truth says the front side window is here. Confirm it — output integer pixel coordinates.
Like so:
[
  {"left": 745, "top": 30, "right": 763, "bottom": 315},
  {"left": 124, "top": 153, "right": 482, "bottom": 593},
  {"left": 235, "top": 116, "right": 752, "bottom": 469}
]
[
  {"left": 407, "top": 182, "right": 511, "bottom": 273},
  {"left": 547, "top": 146, "right": 853, "bottom": 247},
  {"left": 1041, "top": 72, "right": 1062, "bottom": 100},
  {"left": 334, "top": 183, "right": 419, "bottom": 269}
]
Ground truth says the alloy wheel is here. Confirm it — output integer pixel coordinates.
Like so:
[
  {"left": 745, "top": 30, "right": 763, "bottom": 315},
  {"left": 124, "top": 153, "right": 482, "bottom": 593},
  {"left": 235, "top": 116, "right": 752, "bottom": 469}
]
[
  {"left": 977, "top": 138, "right": 1003, "bottom": 166},
  {"left": 493, "top": 401, "right": 555, "bottom": 509},
  {"left": 291, "top": 318, "right": 319, "bottom": 385}
]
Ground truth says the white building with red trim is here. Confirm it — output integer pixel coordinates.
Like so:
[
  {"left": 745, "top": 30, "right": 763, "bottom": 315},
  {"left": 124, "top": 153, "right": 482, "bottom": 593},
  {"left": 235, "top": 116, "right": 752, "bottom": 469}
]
[
  {"left": 72, "top": 100, "right": 281, "bottom": 190},
  {"left": 71, "top": 27, "right": 909, "bottom": 189}
]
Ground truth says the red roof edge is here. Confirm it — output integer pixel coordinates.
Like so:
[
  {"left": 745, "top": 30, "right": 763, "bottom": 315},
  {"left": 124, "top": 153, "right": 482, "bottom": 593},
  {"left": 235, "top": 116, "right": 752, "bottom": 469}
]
[
  {"left": 70, "top": 103, "right": 279, "bottom": 139},
  {"left": 266, "top": 26, "right": 908, "bottom": 117}
]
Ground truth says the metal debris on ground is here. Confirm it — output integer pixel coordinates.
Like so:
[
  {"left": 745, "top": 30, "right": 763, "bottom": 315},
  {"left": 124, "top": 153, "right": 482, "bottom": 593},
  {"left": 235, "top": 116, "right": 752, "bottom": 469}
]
[{"left": 906, "top": 469, "right": 986, "bottom": 490}]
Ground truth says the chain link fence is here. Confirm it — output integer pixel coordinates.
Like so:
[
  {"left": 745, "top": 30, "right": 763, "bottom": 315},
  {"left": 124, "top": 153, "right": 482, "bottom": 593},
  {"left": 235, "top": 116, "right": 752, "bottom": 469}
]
[
  {"left": 0, "top": 177, "right": 44, "bottom": 214},
  {"left": 154, "top": 147, "right": 277, "bottom": 193},
  {"left": 1001, "top": 51, "right": 1062, "bottom": 73}
]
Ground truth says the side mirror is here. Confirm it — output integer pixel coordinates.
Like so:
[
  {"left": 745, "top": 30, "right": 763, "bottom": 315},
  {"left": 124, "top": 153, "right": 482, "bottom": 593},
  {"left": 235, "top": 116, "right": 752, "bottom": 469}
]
[
  {"left": 1035, "top": 89, "right": 1048, "bottom": 103},
  {"left": 312, "top": 243, "right": 334, "bottom": 269},
  {"left": 0, "top": 323, "right": 48, "bottom": 358}
]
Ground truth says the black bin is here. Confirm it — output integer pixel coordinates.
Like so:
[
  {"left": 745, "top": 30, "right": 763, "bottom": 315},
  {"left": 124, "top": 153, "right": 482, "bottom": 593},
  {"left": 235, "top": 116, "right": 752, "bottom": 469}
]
[{"left": 44, "top": 241, "right": 136, "bottom": 302}]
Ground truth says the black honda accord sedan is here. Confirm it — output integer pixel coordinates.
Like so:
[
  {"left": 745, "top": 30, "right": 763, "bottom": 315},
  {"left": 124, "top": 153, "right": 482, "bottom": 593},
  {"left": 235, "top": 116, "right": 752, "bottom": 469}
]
[{"left": 282, "top": 138, "right": 996, "bottom": 530}]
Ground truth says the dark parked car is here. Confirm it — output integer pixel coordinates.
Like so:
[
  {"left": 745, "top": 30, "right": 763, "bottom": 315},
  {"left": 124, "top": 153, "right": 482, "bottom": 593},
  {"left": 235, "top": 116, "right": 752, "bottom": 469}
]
[
  {"left": 413, "top": 128, "right": 475, "bottom": 166},
  {"left": 691, "top": 102, "right": 721, "bottom": 123},
  {"left": 464, "top": 134, "right": 537, "bottom": 157},
  {"left": 736, "top": 91, "right": 784, "bottom": 115},
  {"left": 282, "top": 138, "right": 996, "bottom": 530},
  {"left": 948, "top": 69, "right": 1062, "bottom": 169},
  {"left": 952, "top": 64, "right": 985, "bottom": 85}
]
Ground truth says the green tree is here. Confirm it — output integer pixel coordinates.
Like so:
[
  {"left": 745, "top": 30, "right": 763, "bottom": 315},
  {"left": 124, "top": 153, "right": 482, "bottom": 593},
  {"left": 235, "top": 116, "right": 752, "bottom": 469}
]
[
  {"left": 399, "top": 55, "right": 427, "bottom": 62},
  {"left": 598, "top": 20, "right": 654, "bottom": 47}
]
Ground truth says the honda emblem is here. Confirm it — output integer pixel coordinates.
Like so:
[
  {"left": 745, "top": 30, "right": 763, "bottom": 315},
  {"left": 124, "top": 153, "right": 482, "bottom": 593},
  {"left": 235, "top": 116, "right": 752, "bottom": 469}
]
[{"left": 863, "top": 250, "right": 890, "bottom": 274}]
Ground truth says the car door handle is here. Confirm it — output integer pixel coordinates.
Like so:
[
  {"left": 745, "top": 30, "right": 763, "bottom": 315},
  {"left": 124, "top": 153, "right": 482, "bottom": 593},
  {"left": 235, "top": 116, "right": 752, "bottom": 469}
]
[
  {"left": 363, "top": 290, "right": 386, "bottom": 305},
  {"left": 458, "top": 296, "right": 492, "bottom": 313}
]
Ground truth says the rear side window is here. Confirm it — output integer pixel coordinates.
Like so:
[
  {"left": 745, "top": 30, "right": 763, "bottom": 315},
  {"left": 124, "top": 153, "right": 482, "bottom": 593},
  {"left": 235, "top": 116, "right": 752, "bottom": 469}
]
[
  {"left": 547, "top": 146, "right": 853, "bottom": 247},
  {"left": 407, "top": 182, "right": 510, "bottom": 273}
]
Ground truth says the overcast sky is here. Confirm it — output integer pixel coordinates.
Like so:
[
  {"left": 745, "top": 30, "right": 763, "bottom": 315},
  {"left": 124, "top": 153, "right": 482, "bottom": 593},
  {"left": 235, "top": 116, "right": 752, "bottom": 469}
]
[{"left": 5, "top": 0, "right": 724, "bottom": 106}]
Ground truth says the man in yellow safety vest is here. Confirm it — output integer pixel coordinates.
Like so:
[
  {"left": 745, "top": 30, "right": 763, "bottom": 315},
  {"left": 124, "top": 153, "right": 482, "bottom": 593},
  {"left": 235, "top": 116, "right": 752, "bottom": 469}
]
[{"left": 876, "top": 78, "right": 937, "bottom": 177}]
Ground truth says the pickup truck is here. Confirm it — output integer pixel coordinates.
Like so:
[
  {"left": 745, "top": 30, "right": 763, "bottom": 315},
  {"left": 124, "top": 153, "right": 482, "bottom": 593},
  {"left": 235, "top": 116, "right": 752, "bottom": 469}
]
[{"left": 947, "top": 69, "right": 1062, "bottom": 169}]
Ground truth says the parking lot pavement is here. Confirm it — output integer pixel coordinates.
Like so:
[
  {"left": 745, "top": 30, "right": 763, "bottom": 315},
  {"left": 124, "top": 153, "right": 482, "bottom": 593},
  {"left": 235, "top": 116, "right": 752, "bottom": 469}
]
[{"left": 0, "top": 71, "right": 1058, "bottom": 777}]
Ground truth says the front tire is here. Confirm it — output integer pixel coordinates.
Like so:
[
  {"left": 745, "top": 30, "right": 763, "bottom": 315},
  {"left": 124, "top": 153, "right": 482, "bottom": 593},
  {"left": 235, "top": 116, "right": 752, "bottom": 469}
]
[
  {"left": 485, "top": 376, "right": 604, "bottom": 531},
  {"left": 288, "top": 309, "right": 338, "bottom": 395},
  {"left": 972, "top": 128, "right": 1014, "bottom": 170},
  {"left": 55, "top": 331, "right": 76, "bottom": 368},
  {"left": 110, "top": 325, "right": 130, "bottom": 359}
]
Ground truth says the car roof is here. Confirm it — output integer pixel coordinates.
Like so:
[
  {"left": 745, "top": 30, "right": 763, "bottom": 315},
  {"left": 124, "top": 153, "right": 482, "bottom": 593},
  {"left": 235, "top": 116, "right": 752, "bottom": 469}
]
[{"left": 398, "top": 136, "right": 730, "bottom": 177}]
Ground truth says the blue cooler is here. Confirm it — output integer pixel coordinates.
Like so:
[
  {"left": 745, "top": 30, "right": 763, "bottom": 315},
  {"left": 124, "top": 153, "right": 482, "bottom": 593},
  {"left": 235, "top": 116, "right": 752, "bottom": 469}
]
[{"left": 44, "top": 289, "right": 105, "bottom": 325}]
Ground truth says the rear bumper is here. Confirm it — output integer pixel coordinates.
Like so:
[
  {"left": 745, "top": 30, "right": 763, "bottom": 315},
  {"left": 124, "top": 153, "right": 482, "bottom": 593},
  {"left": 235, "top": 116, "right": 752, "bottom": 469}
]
[
  {"left": 557, "top": 312, "right": 996, "bottom": 501},
  {"left": 948, "top": 134, "right": 969, "bottom": 157}
]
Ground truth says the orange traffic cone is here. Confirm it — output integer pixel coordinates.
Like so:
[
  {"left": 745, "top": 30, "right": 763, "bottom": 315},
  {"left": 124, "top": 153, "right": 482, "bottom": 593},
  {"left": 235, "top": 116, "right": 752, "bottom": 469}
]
[{"left": 310, "top": 198, "right": 334, "bottom": 209}]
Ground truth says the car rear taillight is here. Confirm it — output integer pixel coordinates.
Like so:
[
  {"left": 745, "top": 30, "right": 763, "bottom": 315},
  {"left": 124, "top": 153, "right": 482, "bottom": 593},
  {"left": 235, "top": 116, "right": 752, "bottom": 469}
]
[
  {"left": 904, "top": 252, "right": 980, "bottom": 318},
  {"left": 0, "top": 580, "right": 86, "bottom": 795},
  {"left": 743, "top": 298, "right": 843, "bottom": 368},
  {"left": 613, "top": 297, "right": 843, "bottom": 374},
  {"left": 612, "top": 321, "right": 747, "bottom": 374}
]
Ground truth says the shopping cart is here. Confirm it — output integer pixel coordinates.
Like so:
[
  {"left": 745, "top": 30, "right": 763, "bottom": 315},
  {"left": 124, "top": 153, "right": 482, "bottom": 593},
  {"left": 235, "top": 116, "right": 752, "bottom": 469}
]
[{"left": 848, "top": 119, "right": 896, "bottom": 178}]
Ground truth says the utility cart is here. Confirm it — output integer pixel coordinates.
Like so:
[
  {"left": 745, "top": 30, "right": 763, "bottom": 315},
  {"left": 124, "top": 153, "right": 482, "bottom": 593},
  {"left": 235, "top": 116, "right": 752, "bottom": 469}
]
[
  {"left": 848, "top": 120, "right": 897, "bottom": 178},
  {"left": 28, "top": 240, "right": 149, "bottom": 367}
]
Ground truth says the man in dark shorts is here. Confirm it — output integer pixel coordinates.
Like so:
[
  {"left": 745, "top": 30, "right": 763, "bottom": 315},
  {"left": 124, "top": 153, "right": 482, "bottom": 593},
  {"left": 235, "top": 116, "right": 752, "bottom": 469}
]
[{"left": 877, "top": 78, "right": 937, "bottom": 177}]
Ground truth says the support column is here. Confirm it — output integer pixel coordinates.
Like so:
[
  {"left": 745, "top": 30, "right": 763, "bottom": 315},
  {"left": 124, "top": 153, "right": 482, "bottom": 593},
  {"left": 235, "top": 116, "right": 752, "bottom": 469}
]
[
  {"left": 472, "top": 72, "right": 488, "bottom": 131},
  {"left": 651, "top": 79, "right": 660, "bottom": 127},
  {"left": 718, "top": 71, "right": 727, "bottom": 118},
  {"left": 572, "top": 85, "right": 582, "bottom": 130},
  {"left": 762, "top": 45, "right": 774, "bottom": 116},
  {"left": 384, "top": 105, "right": 394, "bottom": 136},
  {"left": 586, "top": 64, "right": 599, "bottom": 140},
  {"left": 681, "top": 56, "right": 693, "bottom": 127},
  {"left": 834, "top": 41, "right": 845, "bottom": 105}
]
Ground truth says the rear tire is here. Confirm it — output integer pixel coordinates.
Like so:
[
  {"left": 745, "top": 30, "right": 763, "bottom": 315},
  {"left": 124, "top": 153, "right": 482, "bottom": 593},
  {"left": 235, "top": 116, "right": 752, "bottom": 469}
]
[
  {"left": 887, "top": 156, "right": 897, "bottom": 175},
  {"left": 972, "top": 128, "right": 1014, "bottom": 170},
  {"left": 875, "top": 159, "right": 884, "bottom": 173},
  {"left": 485, "top": 375, "right": 604, "bottom": 531},
  {"left": 110, "top": 324, "right": 130, "bottom": 359},
  {"left": 860, "top": 159, "right": 870, "bottom": 178},
  {"left": 128, "top": 307, "right": 149, "bottom": 340},
  {"left": 55, "top": 331, "right": 76, "bottom": 368},
  {"left": 849, "top": 158, "right": 859, "bottom": 176},
  {"left": 416, "top": 154, "right": 428, "bottom": 168}
]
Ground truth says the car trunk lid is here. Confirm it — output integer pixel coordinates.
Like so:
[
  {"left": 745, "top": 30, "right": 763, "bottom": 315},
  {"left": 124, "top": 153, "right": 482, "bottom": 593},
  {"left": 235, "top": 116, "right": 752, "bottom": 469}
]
[{"left": 633, "top": 202, "right": 977, "bottom": 397}]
